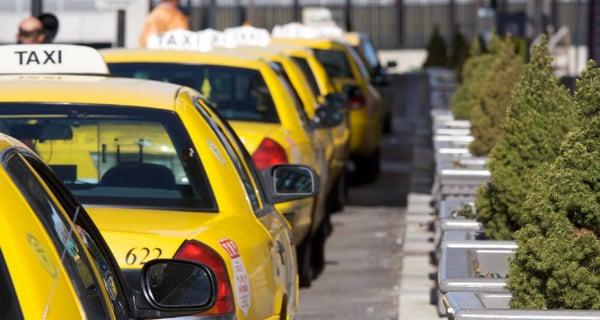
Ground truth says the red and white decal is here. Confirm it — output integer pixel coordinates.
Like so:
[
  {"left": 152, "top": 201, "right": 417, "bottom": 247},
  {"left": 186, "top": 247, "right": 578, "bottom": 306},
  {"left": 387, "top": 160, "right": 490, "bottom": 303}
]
[{"left": 219, "top": 238, "right": 251, "bottom": 316}]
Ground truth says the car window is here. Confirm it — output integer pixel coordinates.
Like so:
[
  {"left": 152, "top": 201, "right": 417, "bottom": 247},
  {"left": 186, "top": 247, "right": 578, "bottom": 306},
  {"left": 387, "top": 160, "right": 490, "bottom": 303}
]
[
  {"left": 348, "top": 46, "right": 371, "bottom": 81},
  {"left": 0, "top": 103, "right": 217, "bottom": 212},
  {"left": 272, "top": 63, "right": 312, "bottom": 129},
  {"left": 23, "top": 154, "right": 130, "bottom": 319},
  {"left": 0, "top": 249, "right": 22, "bottom": 320},
  {"left": 291, "top": 57, "right": 321, "bottom": 97},
  {"left": 193, "top": 99, "right": 262, "bottom": 211},
  {"left": 109, "top": 63, "right": 279, "bottom": 124},
  {"left": 314, "top": 49, "right": 354, "bottom": 78},
  {"left": 4, "top": 152, "right": 111, "bottom": 319},
  {"left": 359, "top": 35, "right": 380, "bottom": 71}
]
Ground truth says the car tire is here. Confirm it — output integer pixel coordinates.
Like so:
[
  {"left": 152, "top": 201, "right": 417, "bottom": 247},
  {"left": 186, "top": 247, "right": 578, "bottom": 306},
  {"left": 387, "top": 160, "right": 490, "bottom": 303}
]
[
  {"left": 326, "top": 173, "right": 347, "bottom": 214},
  {"left": 382, "top": 112, "right": 393, "bottom": 134},
  {"left": 297, "top": 235, "right": 313, "bottom": 288},
  {"left": 311, "top": 222, "right": 327, "bottom": 278},
  {"left": 352, "top": 148, "right": 380, "bottom": 185}
]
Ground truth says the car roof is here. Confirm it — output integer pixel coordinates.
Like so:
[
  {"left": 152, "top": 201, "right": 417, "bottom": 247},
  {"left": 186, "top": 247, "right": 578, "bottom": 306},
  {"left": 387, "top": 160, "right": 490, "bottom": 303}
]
[
  {"left": 101, "top": 48, "right": 268, "bottom": 69},
  {"left": 271, "top": 37, "right": 348, "bottom": 49},
  {"left": 343, "top": 32, "right": 361, "bottom": 46},
  {"left": 0, "top": 75, "right": 181, "bottom": 110}
]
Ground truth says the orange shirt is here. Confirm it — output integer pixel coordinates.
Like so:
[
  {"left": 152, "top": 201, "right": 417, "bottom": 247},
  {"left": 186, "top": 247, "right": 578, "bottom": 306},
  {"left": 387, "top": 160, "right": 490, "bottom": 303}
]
[{"left": 140, "top": 2, "right": 189, "bottom": 47}]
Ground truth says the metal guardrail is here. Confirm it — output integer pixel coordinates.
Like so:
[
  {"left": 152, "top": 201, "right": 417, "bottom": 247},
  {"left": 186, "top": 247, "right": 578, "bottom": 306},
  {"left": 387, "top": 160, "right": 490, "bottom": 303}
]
[
  {"left": 438, "top": 240, "right": 516, "bottom": 294},
  {"left": 433, "top": 169, "right": 490, "bottom": 201},
  {"left": 444, "top": 291, "right": 600, "bottom": 320},
  {"left": 435, "top": 156, "right": 487, "bottom": 172}
]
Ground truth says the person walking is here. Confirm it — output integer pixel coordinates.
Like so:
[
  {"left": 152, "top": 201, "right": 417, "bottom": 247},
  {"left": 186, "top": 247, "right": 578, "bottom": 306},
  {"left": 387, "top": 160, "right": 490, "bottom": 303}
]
[
  {"left": 16, "top": 16, "right": 45, "bottom": 44},
  {"left": 140, "top": 0, "right": 189, "bottom": 47}
]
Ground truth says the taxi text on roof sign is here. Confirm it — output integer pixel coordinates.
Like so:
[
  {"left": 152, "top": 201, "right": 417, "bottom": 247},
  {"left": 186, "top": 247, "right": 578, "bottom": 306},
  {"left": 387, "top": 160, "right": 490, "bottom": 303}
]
[
  {"left": 0, "top": 44, "right": 109, "bottom": 75},
  {"left": 272, "top": 22, "right": 344, "bottom": 39},
  {"left": 146, "top": 29, "right": 224, "bottom": 51},
  {"left": 146, "top": 26, "right": 271, "bottom": 51}
]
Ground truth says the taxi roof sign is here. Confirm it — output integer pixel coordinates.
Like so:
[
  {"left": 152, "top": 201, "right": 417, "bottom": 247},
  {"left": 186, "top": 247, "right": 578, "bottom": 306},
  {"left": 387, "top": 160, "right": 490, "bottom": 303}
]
[
  {"left": 146, "top": 27, "right": 271, "bottom": 51},
  {"left": 272, "top": 22, "right": 344, "bottom": 39},
  {"left": 146, "top": 29, "right": 223, "bottom": 51},
  {"left": 0, "top": 44, "right": 109, "bottom": 75},
  {"left": 223, "top": 26, "right": 270, "bottom": 47}
]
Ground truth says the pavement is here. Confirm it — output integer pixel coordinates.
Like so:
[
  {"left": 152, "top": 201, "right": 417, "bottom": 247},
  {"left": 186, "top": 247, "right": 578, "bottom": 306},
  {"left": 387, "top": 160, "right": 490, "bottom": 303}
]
[{"left": 297, "top": 72, "right": 440, "bottom": 319}]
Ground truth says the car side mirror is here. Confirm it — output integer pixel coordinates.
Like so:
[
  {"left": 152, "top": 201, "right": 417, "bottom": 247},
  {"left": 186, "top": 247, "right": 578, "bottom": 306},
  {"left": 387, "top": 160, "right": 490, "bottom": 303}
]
[
  {"left": 262, "top": 164, "right": 319, "bottom": 203},
  {"left": 137, "top": 259, "right": 216, "bottom": 317},
  {"left": 324, "top": 93, "right": 346, "bottom": 110},
  {"left": 312, "top": 104, "right": 344, "bottom": 128}
]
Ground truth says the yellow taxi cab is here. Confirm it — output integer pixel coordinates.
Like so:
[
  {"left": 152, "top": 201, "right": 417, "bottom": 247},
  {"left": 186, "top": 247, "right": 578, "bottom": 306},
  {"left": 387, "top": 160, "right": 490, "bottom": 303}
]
[
  {"left": 0, "top": 133, "right": 219, "bottom": 319},
  {"left": 344, "top": 32, "right": 396, "bottom": 133},
  {"left": 0, "top": 44, "right": 318, "bottom": 319},
  {"left": 272, "top": 34, "right": 384, "bottom": 183},
  {"left": 102, "top": 43, "right": 331, "bottom": 287},
  {"left": 238, "top": 42, "right": 351, "bottom": 213},
  {"left": 276, "top": 44, "right": 351, "bottom": 211}
]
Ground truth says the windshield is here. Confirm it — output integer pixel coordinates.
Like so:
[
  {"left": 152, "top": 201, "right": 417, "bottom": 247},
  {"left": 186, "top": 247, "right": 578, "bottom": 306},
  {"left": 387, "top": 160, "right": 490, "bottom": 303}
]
[
  {"left": 108, "top": 63, "right": 279, "bottom": 123},
  {"left": 314, "top": 49, "right": 354, "bottom": 78},
  {"left": 0, "top": 104, "right": 216, "bottom": 211}
]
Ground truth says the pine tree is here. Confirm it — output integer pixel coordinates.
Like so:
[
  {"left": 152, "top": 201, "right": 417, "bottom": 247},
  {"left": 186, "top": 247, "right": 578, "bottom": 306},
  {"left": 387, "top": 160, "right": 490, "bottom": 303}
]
[
  {"left": 450, "top": 38, "right": 493, "bottom": 120},
  {"left": 475, "top": 37, "right": 576, "bottom": 240},
  {"left": 423, "top": 25, "right": 448, "bottom": 68},
  {"left": 469, "top": 37, "right": 524, "bottom": 156},
  {"left": 449, "top": 25, "right": 471, "bottom": 78},
  {"left": 509, "top": 61, "right": 600, "bottom": 309}
]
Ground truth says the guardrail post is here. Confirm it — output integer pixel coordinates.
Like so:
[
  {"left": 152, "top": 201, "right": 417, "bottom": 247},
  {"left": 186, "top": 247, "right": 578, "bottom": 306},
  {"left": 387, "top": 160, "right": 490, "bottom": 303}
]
[
  {"left": 395, "top": 0, "right": 404, "bottom": 47},
  {"left": 31, "top": 0, "right": 42, "bottom": 16},
  {"left": 117, "top": 9, "right": 125, "bottom": 47},
  {"left": 345, "top": 0, "right": 352, "bottom": 31}
]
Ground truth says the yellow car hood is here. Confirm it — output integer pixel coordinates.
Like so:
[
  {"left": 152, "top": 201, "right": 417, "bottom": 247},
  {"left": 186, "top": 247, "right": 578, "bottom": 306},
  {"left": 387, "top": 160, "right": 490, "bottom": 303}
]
[{"left": 229, "top": 121, "right": 281, "bottom": 153}]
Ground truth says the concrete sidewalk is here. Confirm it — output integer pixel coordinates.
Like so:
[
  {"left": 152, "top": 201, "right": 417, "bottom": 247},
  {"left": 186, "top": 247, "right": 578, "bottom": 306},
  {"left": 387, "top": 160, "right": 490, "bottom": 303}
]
[{"left": 398, "top": 193, "right": 440, "bottom": 319}]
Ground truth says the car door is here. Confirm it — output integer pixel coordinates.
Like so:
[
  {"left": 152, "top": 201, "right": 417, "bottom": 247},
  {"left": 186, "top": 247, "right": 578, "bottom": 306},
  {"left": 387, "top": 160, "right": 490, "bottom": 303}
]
[
  {"left": 14, "top": 149, "right": 135, "bottom": 320},
  {"left": 192, "top": 97, "right": 297, "bottom": 314}
]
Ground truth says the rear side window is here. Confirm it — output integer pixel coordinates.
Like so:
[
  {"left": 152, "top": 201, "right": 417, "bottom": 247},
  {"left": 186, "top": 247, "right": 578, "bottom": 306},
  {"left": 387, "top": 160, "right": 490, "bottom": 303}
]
[
  {"left": 314, "top": 49, "right": 353, "bottom": 78},
  {"left": 291, "top": 57, "right": 321, "bottom": 97},
  {"left": 273, "top": 63, "right": 312, "bottom": 129},
  {"left": 0, "top": 250, "right": 22, "bottom": 320},
  {"left": 193, "top": 99, "right": 261, "bottom": 211},
  {"left": 109, "top": 63, "right": 279, "bottom": 123},
  {"left": 0, "top": 104, "right": 217, "bottom": 211},
  {"left": 4, "top": 153, "right": 110, "bottom": 319}
]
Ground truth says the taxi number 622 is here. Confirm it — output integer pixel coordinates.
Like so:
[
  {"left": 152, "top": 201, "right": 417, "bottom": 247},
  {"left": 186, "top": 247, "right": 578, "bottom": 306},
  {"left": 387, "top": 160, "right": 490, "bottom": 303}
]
[{"left": 125, "top": 247, "right": 162, "bottom": 265}]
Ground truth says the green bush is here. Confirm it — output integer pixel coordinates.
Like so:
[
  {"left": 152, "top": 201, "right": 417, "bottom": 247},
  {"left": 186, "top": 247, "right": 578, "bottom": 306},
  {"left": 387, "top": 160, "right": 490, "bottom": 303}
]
[
  {"left": 475, "top": 37, "right": 576, "bottom": 240},
  {"left": 469, "top": 37, "right": 524, "bottom": 156},
  {"left": 509, "top": 61, "right": 600, "bottom": 309},
  {"left": 423, "top": 25, "right": 448, "bottom": 68},
  {"left": 450, "top": 39, "right": 493, "bottom": 120}
]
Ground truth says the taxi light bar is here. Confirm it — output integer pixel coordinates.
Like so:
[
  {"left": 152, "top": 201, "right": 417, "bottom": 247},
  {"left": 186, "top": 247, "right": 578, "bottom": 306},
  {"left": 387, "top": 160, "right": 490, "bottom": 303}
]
[
  {"left": 146, "top": 26, "right": 271, "bottom": 51},
  {"left": 223, "top": 26, "right": 270, "bottom": 47},
  {"left": 272, "top": 22, "right": 344, "bottom": 39},
  {"left": 0, "top": 44, "right": 109, "bottom": 75},
  {"left": 146, "top": 29, "right": 225, "bottom": 51}
]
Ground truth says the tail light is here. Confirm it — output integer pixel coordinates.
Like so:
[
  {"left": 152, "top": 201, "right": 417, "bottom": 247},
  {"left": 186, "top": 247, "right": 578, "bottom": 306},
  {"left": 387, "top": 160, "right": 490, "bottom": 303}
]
[
  {"left": 174, "top": 240, "right": 235, "bottom": 316},
  {"left": 252, "top": 138, "right": 289, "bottom": 170},
  {"left": 345, "top": 86, "right": 365, "bottom": 109}
]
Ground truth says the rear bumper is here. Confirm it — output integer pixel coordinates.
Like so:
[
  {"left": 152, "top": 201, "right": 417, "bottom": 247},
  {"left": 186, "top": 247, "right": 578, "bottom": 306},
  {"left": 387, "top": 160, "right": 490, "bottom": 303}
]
[{"left": 348, "top": 108, "right": 381, "bottom": 156}]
